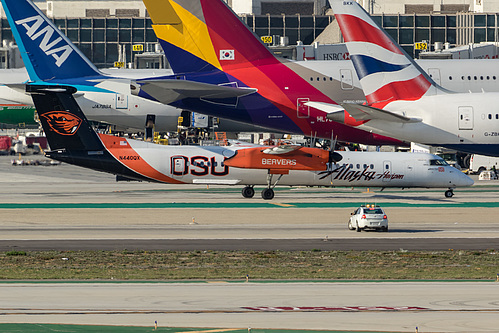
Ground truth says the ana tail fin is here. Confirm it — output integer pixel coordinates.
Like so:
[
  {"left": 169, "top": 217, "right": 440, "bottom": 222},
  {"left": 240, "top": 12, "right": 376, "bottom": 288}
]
[
  {"left": 143, "top": 0, "right": 279, "bottom": 74},
  {"left": 1, "top": 0, "right": 101, "bottom": 81},
  {"left": 329, "top": 0, "right": 438, "bottom": 107},
  {"left": 27, "top": 84, "right": 104, "bottom": 151}
]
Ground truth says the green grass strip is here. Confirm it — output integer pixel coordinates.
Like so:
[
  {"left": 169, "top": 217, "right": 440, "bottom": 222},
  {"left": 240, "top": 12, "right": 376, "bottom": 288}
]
[{"left": 1, "top": 250, "right": 498, "bottom": 280}]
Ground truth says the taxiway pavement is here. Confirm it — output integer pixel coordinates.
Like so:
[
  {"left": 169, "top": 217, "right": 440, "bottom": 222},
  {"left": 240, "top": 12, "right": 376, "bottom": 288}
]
[
  {"left": 1, "top": 282, "right": 498, "bottom": 333},
  {"left": 2, "top": 156, "right": 499, "bottom": 332}
]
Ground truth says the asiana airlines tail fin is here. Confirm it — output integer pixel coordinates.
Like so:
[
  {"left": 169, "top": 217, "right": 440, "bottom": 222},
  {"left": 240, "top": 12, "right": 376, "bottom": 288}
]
[{"left": 142, "top": 0, "right": 280, "bottom": 74}]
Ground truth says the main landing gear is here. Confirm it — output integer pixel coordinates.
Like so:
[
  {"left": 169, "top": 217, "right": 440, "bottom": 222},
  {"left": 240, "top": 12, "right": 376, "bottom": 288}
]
[
  {"left": 242, "top": 186, "right": 255, "bottom": 198},
  {"left": 241, "top": 173, "right": 285, "bottom": 200},
  {"left": 444, "top": 189, "right": 454, "bottom": 198},
  {"left": 261, "top": 173, "right": 284, "bottom": 200}
]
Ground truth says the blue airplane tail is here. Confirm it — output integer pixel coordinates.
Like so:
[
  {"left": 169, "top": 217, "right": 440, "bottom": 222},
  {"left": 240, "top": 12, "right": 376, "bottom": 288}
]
[{"left": 1, "top": 0, "right": 101, "bottom": 81}]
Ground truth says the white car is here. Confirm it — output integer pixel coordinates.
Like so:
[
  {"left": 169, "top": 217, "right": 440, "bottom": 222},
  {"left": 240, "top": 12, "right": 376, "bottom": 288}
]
[{"left": 348, "top": 205, "right": 388, "bottom": 232}]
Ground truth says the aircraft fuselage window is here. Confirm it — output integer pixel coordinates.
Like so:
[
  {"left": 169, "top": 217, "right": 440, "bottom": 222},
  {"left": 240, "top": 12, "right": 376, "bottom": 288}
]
[
  {"left": 489, "top": 114, "right": 492, "bottom": 120},
  {"left": 356, "top": 164, "right": 360, "bottom": 169},
  {"left": 487, "top": 76, "right": 490, "bottom": 80},
  {"left": 449, "top": 76, "right": 452, "bottom": 80},
  {"left": 468, "top": 76, "right": 471, "bottom": 80},
  {"left": 461, "top": 76, "right": 464, "bottom": 80},
  {"left": 480, "top": 76, "right": 484, "bottom": 80},
  {"left": 494, "top": 76, "right": 497, "bottom": 80},
  {"left": 370, "top": 164, "right": 374, "bottom": 169}
]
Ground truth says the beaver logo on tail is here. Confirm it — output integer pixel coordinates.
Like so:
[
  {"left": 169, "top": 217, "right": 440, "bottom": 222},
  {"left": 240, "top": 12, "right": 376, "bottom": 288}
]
[{"left": 41, "top": 111, "right": 82, "bottom": 135}]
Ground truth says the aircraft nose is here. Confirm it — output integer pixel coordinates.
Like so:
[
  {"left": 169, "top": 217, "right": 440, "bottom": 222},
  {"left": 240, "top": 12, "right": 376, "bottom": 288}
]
[{"left": 455, "top": 170, "right": 474, "bottom": 187}]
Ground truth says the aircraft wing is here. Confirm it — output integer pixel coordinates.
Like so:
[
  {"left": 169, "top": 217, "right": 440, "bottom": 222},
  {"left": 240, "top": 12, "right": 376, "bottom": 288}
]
[
  {"left": 306, "top": 101, "right": 421, "bottom": 123},
  {"left": 135, "top": 80, "right": 257, "bottom": 104}
]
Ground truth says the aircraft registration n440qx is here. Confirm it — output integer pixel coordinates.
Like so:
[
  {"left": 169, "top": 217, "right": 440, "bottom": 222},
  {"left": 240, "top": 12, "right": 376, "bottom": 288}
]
[{"left": 28, "top": 85, "right": 473, "bottom": 200}]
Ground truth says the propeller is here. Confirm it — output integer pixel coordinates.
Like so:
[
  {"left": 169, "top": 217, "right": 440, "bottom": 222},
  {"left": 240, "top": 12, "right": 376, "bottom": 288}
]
[{"left": 319, "top": 132, "right": 343, "bottom": 180}]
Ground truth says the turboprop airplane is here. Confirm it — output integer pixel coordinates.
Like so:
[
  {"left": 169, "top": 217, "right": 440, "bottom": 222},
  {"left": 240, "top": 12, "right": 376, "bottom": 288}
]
[
  {"left": 309, "top": 0, "right": 499, "bottom": 157},
  {"left": 28, "top": 84, "right": 473, "bottom": 199},
  {"left": 0, "top": 0, "right": 273, "bottom": 134}
]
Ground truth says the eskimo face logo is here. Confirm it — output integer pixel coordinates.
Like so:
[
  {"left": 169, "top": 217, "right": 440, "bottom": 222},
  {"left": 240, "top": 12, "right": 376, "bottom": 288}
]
[
  {"left": 41, "top": 111, "right": 82, "bottom": 135},
  {"left": 15, "top": 15, "right": 73, "bottom": 67}
]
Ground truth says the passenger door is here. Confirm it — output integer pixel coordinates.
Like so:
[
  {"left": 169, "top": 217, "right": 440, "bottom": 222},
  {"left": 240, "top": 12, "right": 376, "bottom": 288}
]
[
  {"left": 340, "top": 69, "right": 354, "bottom": 90},
  {"left": 297, "top": 98, "right": 310, "bottom": 118},
  {"left": 428, "top": 68, "right": 441, "bottom": 86},
  {"left": 171, "top": 156, "right": 188, "bottom": 179},
  {"left": 458, "top": 106, "right": 474, "bottom": 130}
]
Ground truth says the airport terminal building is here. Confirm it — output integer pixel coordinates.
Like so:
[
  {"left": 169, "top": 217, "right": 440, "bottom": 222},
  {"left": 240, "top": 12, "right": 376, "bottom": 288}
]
[{"left": 1, "top": 0, "right": 499, "bottom": 68}]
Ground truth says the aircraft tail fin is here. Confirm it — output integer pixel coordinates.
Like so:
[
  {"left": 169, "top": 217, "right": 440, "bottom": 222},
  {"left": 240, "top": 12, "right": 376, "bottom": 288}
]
[
  {"left": 329, "top": 0, "right": 439, "bottom": 108},
  {"left": 143, "top": 0, "right": 279, "bottom": 74},
  {"left": 27, "top": 84, "right": 104, "bottom": 151},
  {"left": 1, "top": 0, "right": 101, "bottom": 81}
]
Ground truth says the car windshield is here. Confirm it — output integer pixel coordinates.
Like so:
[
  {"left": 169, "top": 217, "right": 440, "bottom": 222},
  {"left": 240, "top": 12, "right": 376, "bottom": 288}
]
[
  {"left": 364, "top": 208, "right": 383, "bottom": 214},
  {"left": 429, "top": 159, "right": 449, "bottom": 166}
]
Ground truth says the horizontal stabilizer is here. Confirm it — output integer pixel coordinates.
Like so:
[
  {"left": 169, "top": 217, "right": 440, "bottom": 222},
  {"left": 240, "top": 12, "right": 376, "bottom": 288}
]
[
  {"left": 135, "top": 80, "right": 257, "bottom": 105},
  {"left": 306, "top": 101, "right": 421, "bottom": 123}
]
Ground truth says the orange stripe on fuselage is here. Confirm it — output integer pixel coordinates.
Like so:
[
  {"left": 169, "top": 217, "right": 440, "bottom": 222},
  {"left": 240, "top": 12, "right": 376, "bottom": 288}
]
[{"left": 98, "top": 134, "right": 185, "bottom": 184}]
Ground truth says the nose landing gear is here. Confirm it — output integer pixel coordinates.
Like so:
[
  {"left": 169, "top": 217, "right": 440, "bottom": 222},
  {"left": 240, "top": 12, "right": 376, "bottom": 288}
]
[{"left": 444, "top": 189, "right": 454, "bottom": 198}]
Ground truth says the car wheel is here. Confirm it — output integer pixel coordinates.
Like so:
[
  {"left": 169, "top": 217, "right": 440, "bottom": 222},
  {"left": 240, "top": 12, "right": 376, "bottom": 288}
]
[
  {"left": 356, "top": 222, "right": 361, "bottom": 232},
  {"left": 348, "top": 220, "right": 355, "bottom": 230},
  {"left": 383, "top": 227, "right": 389, "bottom": 232}
]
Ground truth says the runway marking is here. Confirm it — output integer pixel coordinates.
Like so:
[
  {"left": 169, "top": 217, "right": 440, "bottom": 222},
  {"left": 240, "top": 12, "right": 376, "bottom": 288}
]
[
  {"left": 178, "top": 329, "right": 239, "bottom": 333},
  {"left": 3, "top": 308, "right": 499, "bottom": 315},
  {"left": 1, "top": 202, "right": 499, "bottom": 209},
  {"left": 243, "top": 306, "right": 429, "bottom": 311},
  {"left": 270, "top": 203, "right": 295, "bottom": 207}
]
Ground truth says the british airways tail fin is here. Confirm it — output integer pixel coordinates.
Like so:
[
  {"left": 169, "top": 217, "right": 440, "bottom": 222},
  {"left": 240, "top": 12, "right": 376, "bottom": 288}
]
[
  {"left": 143, "top": 0, "right": 279, "bottom": 74},
  {"left": 329, "top": 0, "right": 439, "bottom": 108},
  {"left": 1, "top": 0, "right": 101, "bottom": 81},
  {"left": 27, "top": 85, "right": 104, "bottom": 151}
]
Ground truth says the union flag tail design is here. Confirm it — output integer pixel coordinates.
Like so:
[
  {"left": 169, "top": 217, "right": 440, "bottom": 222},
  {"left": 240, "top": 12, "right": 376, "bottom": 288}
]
[{"left": 329, "top": 0, "right": 438, "bottom": 108}]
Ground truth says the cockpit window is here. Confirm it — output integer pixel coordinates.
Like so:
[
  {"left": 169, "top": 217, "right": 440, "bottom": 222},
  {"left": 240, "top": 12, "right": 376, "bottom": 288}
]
[{"left": 429, "top": 159, "right": 449, "bottom": 166}]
